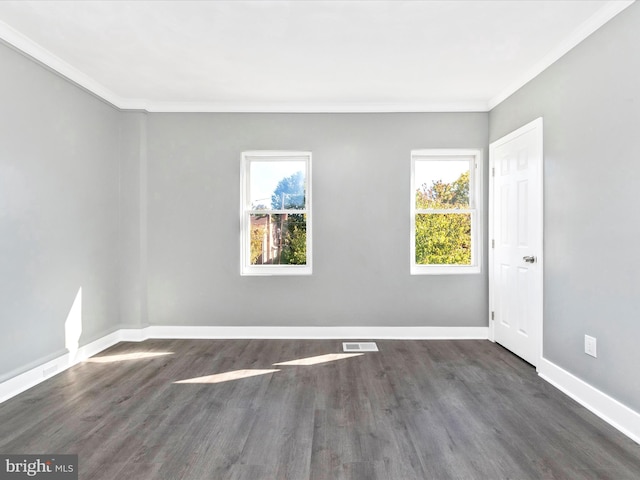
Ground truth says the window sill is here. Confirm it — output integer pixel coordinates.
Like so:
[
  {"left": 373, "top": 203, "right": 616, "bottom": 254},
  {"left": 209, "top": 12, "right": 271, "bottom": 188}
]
[
  {"left": 241, "top": 265, "right": 312, "bottom": 276},
  {"left": 411, "top": 265, "right": 481, "bottom": 275}
]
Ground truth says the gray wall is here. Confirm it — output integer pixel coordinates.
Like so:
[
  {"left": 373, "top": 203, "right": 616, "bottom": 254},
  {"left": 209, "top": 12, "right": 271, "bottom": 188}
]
[
  {"left": 7, "top": 2, "right": 637, "bottom": 418},
  {"left": 490, "top": 3, "right": 640, "bottom": 411},
  {"left": 0, "top": 42, "right": 121, "bottom": 381},
  {"left": 145, "top": 113, "right": 489, "bottom": 327},
  {"left": 0, "top": 37, "right": 489, "bottom": 384},
  {"left": 118, "top": 112, "right": 148, "bottom": 329}
]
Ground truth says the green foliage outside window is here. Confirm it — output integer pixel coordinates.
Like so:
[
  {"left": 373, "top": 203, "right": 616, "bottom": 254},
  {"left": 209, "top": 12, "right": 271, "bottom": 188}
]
[
  {"left": 415, "top": 171, "right": 472, "bottom": 265},
  {"left": 279, "top": 214, "right": 306, "bottom": 265},
  {"left": 250, "top": 223, "right": 265, "bottom": 264},
  {"left": 251, "top": 168, "right": 471, "bottom": 267}
]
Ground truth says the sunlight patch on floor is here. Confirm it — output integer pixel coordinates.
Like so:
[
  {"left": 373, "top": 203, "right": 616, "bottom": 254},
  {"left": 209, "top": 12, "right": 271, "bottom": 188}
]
[
  {"left": 85, "top": 352, "right": 174, "bottom": 363},
  {"left": 174, "top": 369, "right": 280, "bottom": 384},
  {"left": 273, "top": 353, "right": 364, "bottom": 366}
]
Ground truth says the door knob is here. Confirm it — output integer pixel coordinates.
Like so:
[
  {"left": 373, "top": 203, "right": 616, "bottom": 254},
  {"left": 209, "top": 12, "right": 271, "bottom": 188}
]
[{"left": 523, "top": 255, "right": 536, "bottom": 264}]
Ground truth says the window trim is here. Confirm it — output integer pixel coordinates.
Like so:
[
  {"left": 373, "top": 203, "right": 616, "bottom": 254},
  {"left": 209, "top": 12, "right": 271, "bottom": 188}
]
[
  {"left": 410, "top": 148, "right": 483, "bottom": 275},
  {"left": 240, "top": 150, "right": 312, "bottom": 276}
]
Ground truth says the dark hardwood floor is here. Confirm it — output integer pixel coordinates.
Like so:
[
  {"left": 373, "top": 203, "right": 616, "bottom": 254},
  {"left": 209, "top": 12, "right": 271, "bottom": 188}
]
[{"left": 0, "top": 339, "right": 639, "bottom": 479}]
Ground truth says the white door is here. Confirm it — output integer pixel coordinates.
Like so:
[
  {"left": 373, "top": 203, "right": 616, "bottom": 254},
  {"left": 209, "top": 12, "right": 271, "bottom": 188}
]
[{"left": 489, "top": 118, "right": 543, "bottom": 367}]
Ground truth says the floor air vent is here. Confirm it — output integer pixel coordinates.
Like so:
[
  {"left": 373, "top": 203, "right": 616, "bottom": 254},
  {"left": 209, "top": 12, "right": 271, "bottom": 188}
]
[{"left": 342, "top": 342, "right": 378, "bottom": 352}]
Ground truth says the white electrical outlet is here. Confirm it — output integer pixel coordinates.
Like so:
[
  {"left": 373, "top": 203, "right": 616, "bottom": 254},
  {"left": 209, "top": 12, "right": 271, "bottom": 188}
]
[{"left": 585, "top": 335, "right": 597, "bottom": 358}]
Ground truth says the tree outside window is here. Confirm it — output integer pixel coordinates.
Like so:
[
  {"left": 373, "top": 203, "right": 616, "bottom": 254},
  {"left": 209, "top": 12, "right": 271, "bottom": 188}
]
[
  {"left": 411, "top": 150, "right": 482, "bottom": 275},
  {"left": 241, "top": 152, "right": 312, "bottom": 275}
]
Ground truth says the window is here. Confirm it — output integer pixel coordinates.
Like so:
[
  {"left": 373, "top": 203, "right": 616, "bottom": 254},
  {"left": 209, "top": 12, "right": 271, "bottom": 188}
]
[
  {"left": 240, "top": 151, "right": 312, "bottom": 275},
  {"left": 410, "top": 149, "right": 482, "bottom": 274}
]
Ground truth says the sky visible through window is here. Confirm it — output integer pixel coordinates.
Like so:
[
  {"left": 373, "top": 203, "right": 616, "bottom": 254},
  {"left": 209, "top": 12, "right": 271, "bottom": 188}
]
[
  {"left": 250, "top": 161, "right": 305, "bottom": 208},
  {"left": 414, "top": 159, "right": 469, "bottom": 192},
  {"left": 249, "top": 158, "right": 469, "bottom": 208}
]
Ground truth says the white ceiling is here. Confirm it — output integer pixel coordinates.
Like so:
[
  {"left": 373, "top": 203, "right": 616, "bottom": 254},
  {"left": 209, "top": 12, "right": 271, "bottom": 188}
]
[{"left": 0, "top": 0, "right": 634, "bottom": 112}]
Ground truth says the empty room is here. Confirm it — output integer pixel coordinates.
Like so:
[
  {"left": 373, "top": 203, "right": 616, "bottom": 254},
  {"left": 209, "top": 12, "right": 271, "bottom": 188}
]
[{"left": 1, "top": 1, "right": 639, "bottom": 479}]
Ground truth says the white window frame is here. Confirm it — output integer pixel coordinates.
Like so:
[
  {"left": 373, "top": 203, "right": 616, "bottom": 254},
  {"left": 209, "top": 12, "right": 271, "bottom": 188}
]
[
  {"left": 410, "top": 148, "right": 482, "bottom": 275},
  {"left": 240, "top": 151, "right": 312, "bottom": 276}
]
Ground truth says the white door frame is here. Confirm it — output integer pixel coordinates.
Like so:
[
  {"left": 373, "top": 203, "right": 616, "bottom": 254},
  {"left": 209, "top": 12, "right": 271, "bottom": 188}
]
[{"left": 488, "top": 117, "right": 544, "bottom": 368}]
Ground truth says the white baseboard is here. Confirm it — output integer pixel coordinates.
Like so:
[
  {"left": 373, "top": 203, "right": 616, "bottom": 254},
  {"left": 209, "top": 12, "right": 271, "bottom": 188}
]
[
  {"left": 143, "top": 325, "right": 489, "bottom": 340},
  {"left": 0, "top": 325, "right": 486, "bottom": 404},
  {"left": 0, "top": 330, "right": 123, "bottom": 404},
  {"left": 119, "top": 327, "right": 152, "bottom": 342},
  {"left": 538, "top": 357, "right": 640, "bottom": 445},
  {"left": 5, "top": 326, "right": 638, "bottom": 447}
]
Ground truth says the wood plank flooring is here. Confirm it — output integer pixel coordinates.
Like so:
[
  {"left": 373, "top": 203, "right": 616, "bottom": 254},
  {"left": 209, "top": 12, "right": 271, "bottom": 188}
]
[{"left": 0, "top": 339, "right": 639, "bottom": 479}]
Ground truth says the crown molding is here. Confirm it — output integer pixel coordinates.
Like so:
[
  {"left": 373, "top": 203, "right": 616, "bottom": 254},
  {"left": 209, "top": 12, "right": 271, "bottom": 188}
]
[
  {"left": 0, "top": 16, "right": 488, "bottom": 113},
  {"left": 1, "top": 1, "right": 634, "bottom": 114},
  {"left": 132, "top": 100, "right": 490, "bottom": 113},
  {"left": 0, "top": 19, "right": 126, "bottom": 108},
  {"left": 488, "top": 0, "right": 635, "bottom": 110}
]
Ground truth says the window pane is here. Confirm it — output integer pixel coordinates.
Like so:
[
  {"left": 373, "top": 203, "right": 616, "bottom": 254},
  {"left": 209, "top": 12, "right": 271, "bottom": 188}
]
[
  {"left": 415, "top": 160, "right": 470, "bottom": 209},
  {"left": 415, "top": 213, "right": 471, "bottom": 265},
  {"left": 249, "top": 214, "right": 307, "bottom": 265},
  {"left": 250, "top": 161, "right": 306, "bottom": 210}
]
